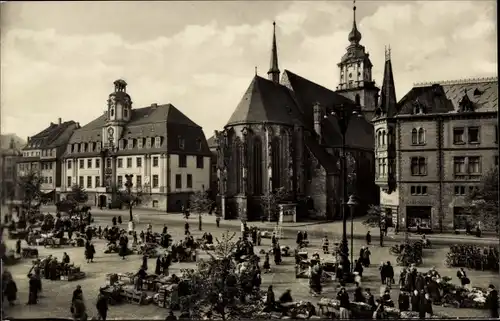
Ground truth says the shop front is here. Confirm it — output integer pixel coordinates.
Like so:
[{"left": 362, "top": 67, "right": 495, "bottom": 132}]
[
  {"left": 380, "top": 189, "right": 400, "bottom": 232},
  {"left": 406, "top": 206, "right": 432, "bottom": 232}
]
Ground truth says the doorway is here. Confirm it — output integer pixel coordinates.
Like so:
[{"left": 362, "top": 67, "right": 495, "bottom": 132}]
[{"left": 99, "top": 195, "right": 107, "bottom": 208}]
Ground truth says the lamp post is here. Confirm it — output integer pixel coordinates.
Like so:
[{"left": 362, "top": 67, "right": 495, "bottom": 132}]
[
  {"left": 347, "top": 194, "right": 357, "bottom": 272},
  {"left": 124, "top": 174, "right": 134, "bottom": 222},
  {"left": 326, "top": 104, "right": 362, "bottom": 276}
]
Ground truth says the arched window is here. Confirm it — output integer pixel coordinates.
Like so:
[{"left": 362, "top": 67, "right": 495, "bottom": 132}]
[
  {"left": 271, "top": 137, "right": 281, "bottom": 190},
  {"left": 252, "top": 137, "right": 263, "bottom": 195},
  {"left": 377, "top": 131, "right": 382, "bottom": 147},
  {"left": 124, "top": 108, "right": 128, "bottom": 118},
  {"left": 110, "top": 108, "right": 115, "bottom": 117},
  {"left": 411, "top": 128, "right": 418, "bottom": 145},
  {"left": 233, "top": 139, "right": 242, "bottom": 194},
  {"left": 418, "top": 128, "right": 425, "bottom": 144},
  {"left": 382, "top": 131, "right": 386, "bottom": 145}
]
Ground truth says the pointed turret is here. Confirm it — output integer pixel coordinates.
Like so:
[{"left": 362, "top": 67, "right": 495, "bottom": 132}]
[
  {"left": 379, "top": 45, "right": 397, "bottom": 118},
  {"left": 267, "top": 21, "right": 280, "bottom": 83},
  {"left": 348, "top": 0, "right": 362, "bottom": 44}
]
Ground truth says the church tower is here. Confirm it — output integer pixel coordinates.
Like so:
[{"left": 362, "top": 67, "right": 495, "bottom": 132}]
[
  {"left": 103, "top": 79, "right": 133, "bottom": 148},
  {"left": 268, "top": 21, "right": 280, "bottom": 83},
  {"left": 336, "top": 1, "right": 379, "bottom": 121},
  {"left": 373, "top": 47, "right": 398, "bottom": 193}
]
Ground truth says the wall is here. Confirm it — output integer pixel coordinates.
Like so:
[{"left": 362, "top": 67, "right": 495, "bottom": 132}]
[{"left": 169, "top": 154, "right": 210, "bottom": 193}]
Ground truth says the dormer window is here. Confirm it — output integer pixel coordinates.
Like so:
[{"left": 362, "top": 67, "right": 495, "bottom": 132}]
[
  {"left": 155, "top": 136, "right": 161, "bottom": 148},
  {"left": 459, "top": 89, "right": 474, "bottom": 112},
  {"left": 127, "top": 139, "right": 133, "bottom": 149},
  {"left": 179, "top": 137, "right": 185, "bottom": 150},
  {"left": 67, "top": 145, "right": 71, "bottom": 153},
  {"left": 138, "top": 138, "right": 144, "bottom": 149},
  {"left": 196, "top": 139, "right": 202, "bottom": 151},
  {"left": 96, "top": 142, "right": 101, "bottom": 152},
  {"left": 75, "top": 144, "right": 80, "bottom": 153},
  {"left": 119, "top": 140, "right": 124, "bottom": 150},
  {"left": 145, "top": 137, "right": 152, "bottom": 148},
  {"left": 473, "top": 88, "right": 482, "bottom": 96}
]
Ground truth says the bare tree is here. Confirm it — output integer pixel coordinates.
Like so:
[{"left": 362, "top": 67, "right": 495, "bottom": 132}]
[
  {"left": 261, "top": 186, "right": 287, "bottom": 222},
  {"left": 190, "top": 190, "right": 214, "bottom": 231},
  {"left": 362, "top": 205, "right": 386, "bottom": 247},
  {"left": 17, "top": 170, "right": 43, "bottom": 215}
]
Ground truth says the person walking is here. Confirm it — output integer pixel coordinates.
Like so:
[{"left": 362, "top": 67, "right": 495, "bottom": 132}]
[{"left": 96, "top": 289, "right": 109, "bottom": 320}]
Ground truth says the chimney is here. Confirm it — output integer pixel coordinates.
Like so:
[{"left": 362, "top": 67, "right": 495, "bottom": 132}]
[
  {"left": 151, "top": 103, "right": 158, "bottom": 108},
  {"left": 58, "top": 117, "right": 62, "bottom": 125},
  {"left": 27, "top": 136, "right": 30, "bottom": 143},
  {"left": 313, "top": 102, "right": 322, "bottom": 143},
  {"left": 76, "top": 122, "right": 80, "bottom": 128}
]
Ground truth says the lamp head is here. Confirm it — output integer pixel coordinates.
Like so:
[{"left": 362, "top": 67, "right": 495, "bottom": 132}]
[{"left": 347, "top": 194, "right": 357, "bottom": 207}]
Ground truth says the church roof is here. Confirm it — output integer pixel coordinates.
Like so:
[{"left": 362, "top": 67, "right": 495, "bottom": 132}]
[
  {"left": 225, "top": 75, "right": 296, "bottom": 126},
  {"left": 66, "top": 104, "right": 211, "bottom": 157},
  {"left": 397, "top": 77, "right": 497, "bottom": 116},
  {"left": 282, "top": 70, "right": 373, "bottom": 150}
]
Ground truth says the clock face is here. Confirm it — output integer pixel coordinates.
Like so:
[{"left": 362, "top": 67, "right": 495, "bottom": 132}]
[{"left": 107, "top": 127, "right": 114, "bottom": 135}]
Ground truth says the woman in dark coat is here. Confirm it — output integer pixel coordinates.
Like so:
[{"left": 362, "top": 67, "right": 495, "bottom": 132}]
[
  {"left": 5, "top": 277, "right": 18, "bottom": 305},
  {"left": 273, "top": 245, "right": 282, "bottom": 265},
  {"left": 264, "top": 285, "right": 276, "bottom": 312},
  {"left": 155, "top": 256, "right": 162, "bottom": 275},
  {"left": 15, "top": 239, "right": 21, "bottom": 255},
  {"left": 118, "top": 234, "right": 128, "bottom": 259},
  {"left": 411, "top": 290, "right": 420, "bottom": 312},
  {"left": 263, "top": 253, "right": 271, "bottom": 272},
  {"left": 112, "top": 216, "right": 117, "bottom": 226},
  {"left": 142, "top": 254, "right": 148, "bottom": 270}
]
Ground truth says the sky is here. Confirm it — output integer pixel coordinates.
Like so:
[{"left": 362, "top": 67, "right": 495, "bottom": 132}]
[{"left": 0, "top": 1, "right": 497, "bottom": 140}]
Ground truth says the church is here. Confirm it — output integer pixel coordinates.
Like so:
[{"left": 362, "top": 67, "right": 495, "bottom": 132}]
[{"left": 214, "top": 4, "right": 388, "bottom": 221}]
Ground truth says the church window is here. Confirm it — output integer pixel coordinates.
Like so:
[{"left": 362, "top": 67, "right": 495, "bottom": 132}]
[
  {"left": 155, "top": 136, "right": 161, "bottom": 148},
  {"left": 233, "top": 139, "right": 243, "bottom": 194},
  {"left": 252, "top": 137, "right": 263, "bottom": 195},
  {"left": 138, "top": 138, "right": 144, "bottom": 149},
  {"left": 271, "top": 137, "right": 282, "bottom": 190}
]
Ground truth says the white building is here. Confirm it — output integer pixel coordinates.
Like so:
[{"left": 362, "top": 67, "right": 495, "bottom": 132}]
[{"left": 59, "top": 79, "right": 212, "bottom": 211}]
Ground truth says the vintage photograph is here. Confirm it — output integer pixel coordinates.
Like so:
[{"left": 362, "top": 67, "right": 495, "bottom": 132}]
[{"left": 1, "top": 1, "right": 498, "bottom": 320}]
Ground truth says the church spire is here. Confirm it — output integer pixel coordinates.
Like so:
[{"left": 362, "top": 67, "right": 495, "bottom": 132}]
[
  {"left": 348, "top": 0, "right": 362, "bottom": 44},
  {"left": 267, "top": 21, "right": 280, "bottom": 83},
  {"left": 379, "top": 45, "right": 397, "bottom": 117}
]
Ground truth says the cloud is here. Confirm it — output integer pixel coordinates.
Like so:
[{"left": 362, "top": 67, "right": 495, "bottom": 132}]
[{"left": 1, "top": 1, "right": 497, "bottom": 140}]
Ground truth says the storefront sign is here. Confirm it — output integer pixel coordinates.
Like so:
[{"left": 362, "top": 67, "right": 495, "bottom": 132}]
[{"left": 380, "top": 190, "right": 399, "bottom": 206}]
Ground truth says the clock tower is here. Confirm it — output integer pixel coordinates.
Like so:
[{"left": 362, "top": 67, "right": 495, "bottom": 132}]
[
  {"left": 102, "top": 79, "right": 132, "bottom": 148},
  {"left": 336, "top": 1, "right": 379, "bottom": 121}
]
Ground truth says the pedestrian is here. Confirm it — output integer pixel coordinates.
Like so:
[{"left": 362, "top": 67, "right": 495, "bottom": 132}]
[
  {"left": 385, "top": 261, "right": 394, "bottom": 286},
  {"left": 4, "top": 274, "right": 17, "bottom": 305},
  {"left": 96, "top": 289, "right": 109, "bottom": 320},
  {"left": 365, "top": 231, "right": 371, "bottom": 245},
  {"left": 263, "top": 253, "right": 271, "bottom": 273},
  {"left": 296, "top": 231, "right": 303, "bottom": 246},
  {"left": 457, "top": 267, "right": 470, "bottom": 287},
  {"left": 142, "top": 254, "right": 148, "bottom": 270},
  {"left": 216, "top": 215, "right": 220, "bottom": 228},
  {"left": 112, "top": 217, "right": 117, "bottom": 226},
  {"left": 486, "top": 284, "right": 499, "bottom": 319},
  {"left": 336, "top": 287, "right": 350, "bottom": 319},
  {"left": 184, "top": 222, "right": 190, "bottom": 235},
  {"left": 322, "top": 236, "right": 329, "bottom": 254},
  {"left": 71, "top": 291, "right": 87, "bottom": 321},
  {"left": 379, "top": 262, "right": 386, "bottom": 284},
  {"left": 118, "top": 216, "right": 122, "bottom": 224}
]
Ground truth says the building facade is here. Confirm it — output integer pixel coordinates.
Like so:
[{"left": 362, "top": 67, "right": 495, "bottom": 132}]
[
  {"left": 59, "top": 80, "right": 212, "bottom": 212},
  {"left": 215, "top": 13, "right": 378, "bottom": 221},
  {"left": 16, "top": 119, "right": 79, "bottom": 202},
  {"left": 374, "top": 76, "right": 498, "bottom": 232},
  {"left": 0, "top": 135, "right": 24, "bottom": 204}
]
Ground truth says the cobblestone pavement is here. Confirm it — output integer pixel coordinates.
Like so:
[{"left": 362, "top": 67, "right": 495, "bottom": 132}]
[{"left": 2, "top": 207, "right": 498, "bottom": 319}]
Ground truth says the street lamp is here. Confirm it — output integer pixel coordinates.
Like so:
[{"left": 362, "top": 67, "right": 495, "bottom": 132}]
[
  {"left": 124, "top": 174, "right": 134, "bottom": 222},
  {"left": 326, "top": 103, "right": 362, "bottom": 277},
  {"left": 347, "top": 194, "right": 357, "bottom": 272}
]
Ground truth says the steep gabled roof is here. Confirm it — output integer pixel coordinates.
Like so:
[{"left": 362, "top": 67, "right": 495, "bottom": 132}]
[
  {"left": 378, "top": 57, "right": 397, "bottom": 118},
  {"left": 225, "top": 75, "right": 296, "bottom": 126},
  {"left": 23, "top": 121, "right": 77, "bottom": 150}
]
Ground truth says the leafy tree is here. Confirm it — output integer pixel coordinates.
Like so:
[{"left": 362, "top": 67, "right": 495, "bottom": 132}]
[
  {"left": 465, "top": 167, "right": 499, "bottom": 230},
  {"left": 190, "top": 190, "right": 214, "bottom": 231},
  {"left": 261, "top": 186, "right": 287, "bottom": 222},
  {"left": 66, "top": 184, "right": 89, "bottom": 204},
  {"left": 115, "top": 183, "right": 148, "bottom": 222},
  {"left": 362, "top": 205, "right": 387, "bottom": 247},
  {"left": 17, "top": 170, "right": 43, "bottom": 214},
  {"left": 182, "top": 232, "right": 263, "bottom": 320}
]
